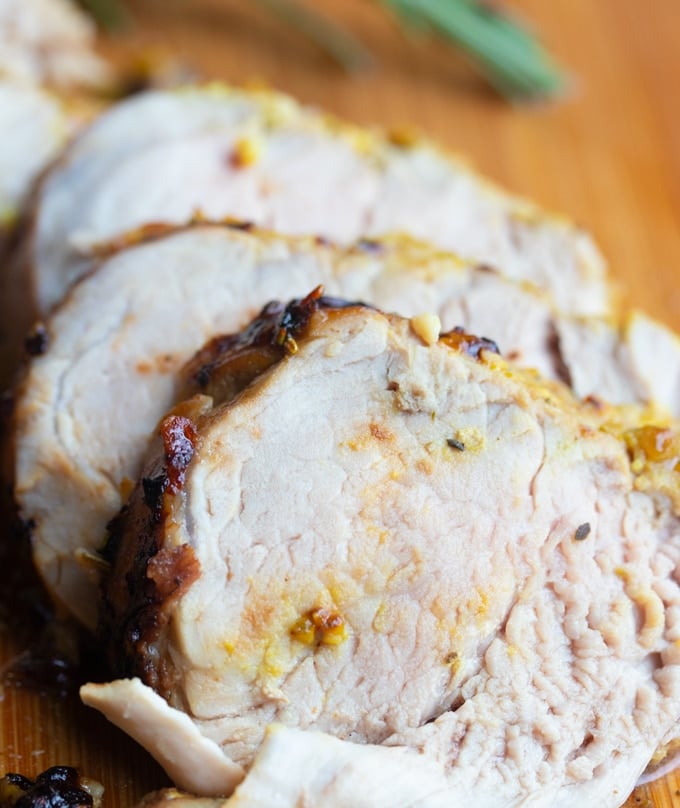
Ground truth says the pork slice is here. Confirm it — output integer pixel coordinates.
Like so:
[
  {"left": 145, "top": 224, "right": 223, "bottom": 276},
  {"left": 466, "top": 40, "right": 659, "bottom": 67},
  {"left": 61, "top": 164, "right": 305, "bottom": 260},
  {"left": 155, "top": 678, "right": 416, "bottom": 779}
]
[
  {"left": 0, "top": 80, "right": 68, "bottom": 378},
  {"left": 0, "top": 0, "right": 111, "bottom": 89},
  {"left": 0, "top": 81, "right": 66, "bottom": 226},
  {"left": 556, "top": 311, "right": 680, "bottom": 419},
  {"left": 83, "top": 299, "right": 680, "bottom": 806},
  {"left": 11, "top": 224, "right": 680, "bottom": 629},
  {"left": 19, "top": 85, "right": 608, "bottom": 325}
]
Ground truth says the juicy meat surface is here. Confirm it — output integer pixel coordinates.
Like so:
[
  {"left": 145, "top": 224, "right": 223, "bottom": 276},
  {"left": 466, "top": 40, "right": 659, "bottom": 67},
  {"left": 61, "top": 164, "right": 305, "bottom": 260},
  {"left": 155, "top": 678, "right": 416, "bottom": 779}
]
[
  {"left": 12, "top": 225, "right": 680, "bottom": 629},
  {"left": 22, "top": 86, "right": 608, "bottom": 321},
  {"left": 84, "top": 302, "right": 680, "bottom": 806}
]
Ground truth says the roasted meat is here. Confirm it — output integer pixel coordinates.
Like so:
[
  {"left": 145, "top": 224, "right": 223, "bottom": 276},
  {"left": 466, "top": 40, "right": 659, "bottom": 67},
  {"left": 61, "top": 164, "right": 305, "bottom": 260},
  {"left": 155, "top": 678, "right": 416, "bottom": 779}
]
[
  {"left": 12, "top": 224, "right": 679, "bottom": 629},
  {"left": 82, "top": 298, "right": 680, "bottom": 806},
  {"left": 0, "top": 0, "right": 110, "bottom": 89},
  {"left": 8, "top": 85, "right": 608, "bottom": 362},
  {"left": 0, "top": 81, "right": 65, "bottom": 227},
  {"left": 0, "top": 81, "right": 68, "bottom": 377}
]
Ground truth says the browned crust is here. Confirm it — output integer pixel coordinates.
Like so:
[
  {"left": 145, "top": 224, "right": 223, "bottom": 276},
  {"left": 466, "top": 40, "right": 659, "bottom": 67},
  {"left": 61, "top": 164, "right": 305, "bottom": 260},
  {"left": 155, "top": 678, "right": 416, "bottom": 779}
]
[
  {"left": 182, "top": 286, "right": 370, "bottom": 405},
  {"left": 99, "top": 444, "right": 193, "bottom": 698},
  {"left": 99, "top": 405, "right": 205, "bottom": 696},
  {"left": 98, "top": 295, "right": 510, "bottom": 696},
  {"left": 99, "top": 290, "right": 367, "bottom": 693}
]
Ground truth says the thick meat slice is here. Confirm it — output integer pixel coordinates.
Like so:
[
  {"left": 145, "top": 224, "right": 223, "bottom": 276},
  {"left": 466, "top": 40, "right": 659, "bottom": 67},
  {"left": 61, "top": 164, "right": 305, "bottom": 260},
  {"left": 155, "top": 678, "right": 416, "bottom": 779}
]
[
  {"left": 83, "top": 299, "right": 680, "bottom": 806},
  {"left": 0, "top": 0, "right": 110, "bottom": 89},
  {"left": 12, "top": 224, "right": 680, "bottom": 629},
  {"left": 20, "top": 86, "right": 608, "bottom": 324}
]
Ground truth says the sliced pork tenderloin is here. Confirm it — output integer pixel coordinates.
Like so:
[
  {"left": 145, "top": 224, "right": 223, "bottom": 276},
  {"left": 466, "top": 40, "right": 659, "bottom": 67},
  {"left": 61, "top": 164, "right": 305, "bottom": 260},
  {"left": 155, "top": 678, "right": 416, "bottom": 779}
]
[
  {"left": 557, "top": 312, "right": 680, "bottom": 420},
  {"left": 11, "top": 224, "right": 680, "bottom": 630},
  {"left": 7, "top": 85, "right": 608, "bottom": 361},
  {"left": 0, "top": 0, "right": 110, "bottom": 90},
  {"left": 0, "top": 81, "right": 66, "bottom": 228},
  {"left": 0, "top": 80, "right": 68, "bottom": 379},
  {"left": 82, "top": 297, "right": 680, "bottom": 806}
]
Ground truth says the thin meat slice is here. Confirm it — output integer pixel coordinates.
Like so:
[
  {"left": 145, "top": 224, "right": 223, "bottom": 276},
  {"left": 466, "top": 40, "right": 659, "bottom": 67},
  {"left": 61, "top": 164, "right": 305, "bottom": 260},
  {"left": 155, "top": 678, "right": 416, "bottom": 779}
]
[
  {"left": 20, "top": 86, "right": 608, "bottom": 325},
  {"left": 83, "top": 299, "right": 680, "bottom": 807},
  {"left": 11, "top": 224, "right": 680, "bottom": 629}
]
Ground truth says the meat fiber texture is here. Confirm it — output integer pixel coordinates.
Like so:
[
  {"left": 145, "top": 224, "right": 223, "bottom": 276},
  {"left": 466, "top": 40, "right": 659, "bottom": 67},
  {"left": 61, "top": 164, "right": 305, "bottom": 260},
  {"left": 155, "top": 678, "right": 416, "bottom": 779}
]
[
  {"left": 12, "top": 224, "right": 680, "bottom": 630},
  {"left": 4, "top": 84, "right": 610, "bottom": 372},
  {"left": 0, "top": 0, "right": 110, "bottom": 90},
  {"left": 81, "top": 302, "right": 680, "bottom": 807}
]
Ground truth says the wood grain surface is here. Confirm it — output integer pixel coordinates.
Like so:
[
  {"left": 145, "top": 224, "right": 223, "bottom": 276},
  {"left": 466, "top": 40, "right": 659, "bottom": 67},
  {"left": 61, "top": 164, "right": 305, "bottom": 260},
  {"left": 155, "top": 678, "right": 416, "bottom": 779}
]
[{"left": 1, "top": 1, "right": 679, "bottom": 806}]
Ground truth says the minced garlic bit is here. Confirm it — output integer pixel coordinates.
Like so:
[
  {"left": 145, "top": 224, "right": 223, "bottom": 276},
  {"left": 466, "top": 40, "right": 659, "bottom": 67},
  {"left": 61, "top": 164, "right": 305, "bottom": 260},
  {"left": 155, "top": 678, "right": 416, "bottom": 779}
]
[
  {"left": 290, "top": 607, "right": 347, "bottom": 647},
  {"left": 231, "top": 136, "right": 261, "bottom": 168},
  {"left": 410, "top": 313, "right": 441, "bottom": 346}
]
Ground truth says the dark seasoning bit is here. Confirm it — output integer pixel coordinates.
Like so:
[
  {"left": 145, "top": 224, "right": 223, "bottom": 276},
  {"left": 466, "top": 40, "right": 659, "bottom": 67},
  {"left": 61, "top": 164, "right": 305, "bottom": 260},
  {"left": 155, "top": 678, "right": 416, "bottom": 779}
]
[
  {"left": 142, "top": 472, "right": 168, "bottom": 515},
  {"left": 447, "top": 437, "right": 466, "bottom": 452},
  {"left": 355, "top": 238, "right": 385, "bottom": 254},
  {"left": 440, "top": 326, "right": 500, "bottom": 360},
  {"left": 574, "top": 522, "right": 591, "bottom": 541},
  {"left": 225, "top": 219, "right": 254, "bottom": 232},
  {"left": 24, "top": 323, "right": 49, "bottom": 357},
  {"left": 0, "top": 766, "right": 98, "bottom": 808}
]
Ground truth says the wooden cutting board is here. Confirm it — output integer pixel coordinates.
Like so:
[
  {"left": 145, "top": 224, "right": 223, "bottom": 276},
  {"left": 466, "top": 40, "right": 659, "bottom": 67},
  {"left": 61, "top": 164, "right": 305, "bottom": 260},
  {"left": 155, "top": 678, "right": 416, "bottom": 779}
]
[{"left": 2, "top": 0, "right": 679, "bottom": 805}]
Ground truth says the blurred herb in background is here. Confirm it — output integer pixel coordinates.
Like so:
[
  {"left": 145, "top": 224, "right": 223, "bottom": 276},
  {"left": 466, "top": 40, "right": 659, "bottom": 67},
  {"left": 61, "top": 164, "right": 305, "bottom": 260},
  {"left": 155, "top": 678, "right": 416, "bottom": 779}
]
[
  {"left": 77, "top": 0, "right": 125, "bottom": 30},
  {"left": 77, "top": 0, "right": 566, "bottom": 102}
]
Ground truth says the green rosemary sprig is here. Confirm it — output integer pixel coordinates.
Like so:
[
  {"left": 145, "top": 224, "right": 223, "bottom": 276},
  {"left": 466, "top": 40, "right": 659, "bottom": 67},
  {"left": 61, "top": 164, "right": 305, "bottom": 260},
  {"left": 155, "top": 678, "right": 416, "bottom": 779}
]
[
  {"left": 76, "top": 0, "right": 126, "bottom": 30},
  {"left": 383, "top": 0, "right": 565, "bottom": 101},
  {"left": 78, "top": 0, "right": 566, "bottom": 102}
]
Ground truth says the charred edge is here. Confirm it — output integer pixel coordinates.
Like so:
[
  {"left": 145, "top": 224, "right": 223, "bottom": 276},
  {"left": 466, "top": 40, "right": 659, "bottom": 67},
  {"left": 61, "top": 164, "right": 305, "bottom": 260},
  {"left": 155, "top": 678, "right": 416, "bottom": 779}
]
[
  {"left": 0, "top": 766, "right": 94, "bottom": 808},
  {"left": 189, "top": 287, "right": 371, "bottom": 392},
  {"left": 100, "top": 495, "right": 169, "bottom": 689},
  {"left": 0, "top": 388, "right": 15, "bottom": 423},
  {"left": 225, "top": 220, "right": 254, "bottom": 232},
  {"left": 547, "top": 322, "right": 572, "bottom": 388},
  {"left": 160, "top": 415, "right": 197, "bottom": 495},
  {"left": 141, "top": 474, "right": 168, "bottom": 518},
  {"left": 117, "top": 541, "right": 200, "bottom": 696},
  {"left": 102, "top": 455, "right": 200, "bottom": 693},
  {"left": 146, "top": 545, "right": 201, "bottom": 603},
  {"left": 24, "top": 323, "right": 49, "bottom": 357},
  {"left": 440, "top": 326, "right": 500, "bottom": 360}
]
